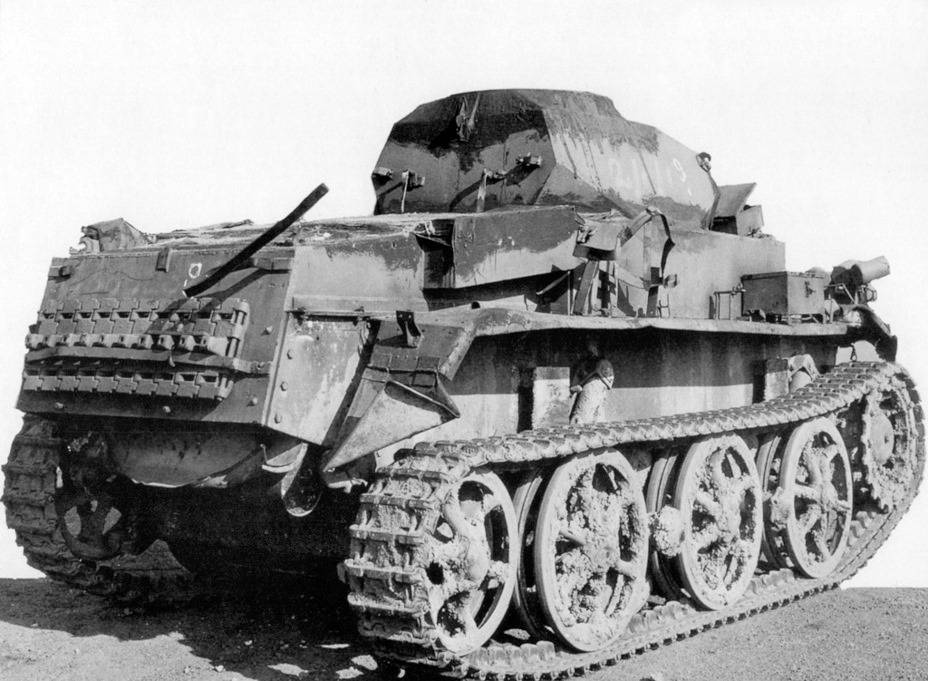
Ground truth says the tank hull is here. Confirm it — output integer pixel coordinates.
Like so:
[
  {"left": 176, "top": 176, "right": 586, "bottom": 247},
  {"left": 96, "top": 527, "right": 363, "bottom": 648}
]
[{"left": 3, "top": 88, "right": 920, "bottom": 678}]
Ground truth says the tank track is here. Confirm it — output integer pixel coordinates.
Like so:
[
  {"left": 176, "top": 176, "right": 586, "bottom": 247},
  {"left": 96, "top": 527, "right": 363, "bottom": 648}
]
[
  {"left": 343, "top": 361, "right": 924, "bottom": 678},
  {"left": 2, "top": 416, "right": 194, "bottom": 604}
]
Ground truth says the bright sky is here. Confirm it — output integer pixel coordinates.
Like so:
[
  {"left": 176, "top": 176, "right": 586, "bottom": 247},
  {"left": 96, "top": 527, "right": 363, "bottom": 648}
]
[{"left": 1, "top": 1, "right": 927, "bottom": 585}]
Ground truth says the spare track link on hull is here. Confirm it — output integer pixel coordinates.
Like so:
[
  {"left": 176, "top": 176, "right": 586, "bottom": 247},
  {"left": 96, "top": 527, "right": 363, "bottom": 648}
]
[
  {"left": 1, "top": 416, "right": 192, "bottom": 604},
  {"left": 342, "top": 361, "right": 925, "bottom": 678}
]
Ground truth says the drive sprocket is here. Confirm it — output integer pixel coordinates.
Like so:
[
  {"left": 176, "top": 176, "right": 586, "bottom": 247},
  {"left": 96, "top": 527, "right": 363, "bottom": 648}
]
[{"left": 2, "top": 415, "right": 193, "bottom": 603}]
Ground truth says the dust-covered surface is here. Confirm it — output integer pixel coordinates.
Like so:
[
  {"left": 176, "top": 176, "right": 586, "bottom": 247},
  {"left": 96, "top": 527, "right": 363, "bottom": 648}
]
[{"left": 0, "top": 579, "right": 926, "bottom": 681}]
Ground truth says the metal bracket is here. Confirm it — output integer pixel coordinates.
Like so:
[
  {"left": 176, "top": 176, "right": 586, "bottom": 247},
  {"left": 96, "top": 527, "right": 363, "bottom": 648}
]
[
  {"left": 475, "top": 157, "right": 544, "bottom": 212},
  {"left": 713, "top": 283, "right": 744, "bottom": 320},
  {"left": 252, "top": 255, "right": 292, "bottom": 272},
  {"left": 371, "top": 167, "right": 394, "bottom": 186},
  {"left": 48, "top": 264, "right": 73, "bottom": 279},
  {"left": 516, "top": 154, "right": 543, "bottom": 170},
  {"left": 156, "top": 247, "right": 173, "bottom": 273},
  {"left": 395, "top": 310, "right": 422, "bottom": 348},
  {"left": 399, "top": 170, "right": 425, "bottom": 213},
  {"left": 572, "top": 261, "right": 599, "bottom": 315}
]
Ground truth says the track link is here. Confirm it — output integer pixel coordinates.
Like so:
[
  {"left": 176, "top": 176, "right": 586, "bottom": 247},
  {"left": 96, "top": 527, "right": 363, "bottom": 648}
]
[
  {"left": 342, "top": 361, "right": 925, "bottom": 677},
  {"left": 2, "top": 416, "right": 194, "bottom": 604}
]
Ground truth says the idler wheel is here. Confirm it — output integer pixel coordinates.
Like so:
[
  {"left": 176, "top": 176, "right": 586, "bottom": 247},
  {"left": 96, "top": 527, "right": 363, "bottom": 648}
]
[
  {"left": 55, "top": 432, "right": 132, "bottom": 561},
  {"left": 763, "top": 418, "right": 853, "bottom": 578},
  {"left": 55, "top": 488, "right": 128, "bottom": 561},
  {"left": 533, "top": 450, "right": 649, "bottom": 652},
  {"left": 860, "top": 379, "right": 919, "bottom": 511},
  {"left": 671, "top": 435, "right": 762, "bottom": 610},
  {"left": 425, "top": 471, "right": 517, "bottom": 655}
]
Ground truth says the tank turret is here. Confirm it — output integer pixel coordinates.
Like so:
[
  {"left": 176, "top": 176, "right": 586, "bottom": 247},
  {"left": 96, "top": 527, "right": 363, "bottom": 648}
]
[{"left": 373, "top": 89, "right": 716, "bottom": 224}]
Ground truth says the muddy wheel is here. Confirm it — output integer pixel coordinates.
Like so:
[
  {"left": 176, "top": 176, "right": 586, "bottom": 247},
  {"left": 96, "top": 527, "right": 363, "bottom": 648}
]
[
  {"left": 54, "top": 486, "right": 129, "bottom": 561},
  {"left": 52, "top": 432, "right": 145, "bottom": 562},
  {"left": 2, "top": 417, "right": 188, "bottom": 603},
  {"left": 533, "top": 450, "right": 649, "bottom": 652},
  {"left": 672, "top": 435, "right": 762, "bottom": 610},
  {"left": 755, "top": 431, "right": 786, "bottom": 567},
  {"left": 645, "top": 449, "right": 686, "bottom": 599},
  {"left": 764, "top": 418, "right": 853, "bottom": 578},
  {"left": 511, "top": 470, "right": 549, "bottom": 639},
  {"left": 425, "top": 470, "right": 517, "bottom": 655},
  {"left": 861, "top": 379, "right": 919, "bottom": 511}
]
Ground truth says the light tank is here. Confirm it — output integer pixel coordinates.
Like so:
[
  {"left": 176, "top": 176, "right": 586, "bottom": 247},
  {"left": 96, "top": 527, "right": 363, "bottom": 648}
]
[{"left": 3, "top": 89, "right": 923, "bottom": 677}]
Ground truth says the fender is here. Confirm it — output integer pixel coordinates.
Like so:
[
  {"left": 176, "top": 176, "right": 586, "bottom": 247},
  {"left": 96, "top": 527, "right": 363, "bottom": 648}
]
[
  {"left": 849, "top": 305, "right": 898, "bottom": 362},
  {"left": 318, "top": 305, "right": 865, "bottom": 485},
  {"left": 319, "top": 314, "right": 471, "bottom": 478}
]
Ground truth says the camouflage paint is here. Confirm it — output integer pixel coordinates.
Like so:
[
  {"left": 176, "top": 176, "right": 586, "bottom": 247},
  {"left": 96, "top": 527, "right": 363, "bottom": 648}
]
[{"left": 375, "top": 90, "right": 715, "bottom": 222}]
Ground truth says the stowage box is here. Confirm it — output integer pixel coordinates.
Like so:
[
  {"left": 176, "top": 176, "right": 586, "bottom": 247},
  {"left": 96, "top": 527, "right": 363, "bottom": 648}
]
[{"left": 741, "top": 270, "right": 826, "bottom": 318}]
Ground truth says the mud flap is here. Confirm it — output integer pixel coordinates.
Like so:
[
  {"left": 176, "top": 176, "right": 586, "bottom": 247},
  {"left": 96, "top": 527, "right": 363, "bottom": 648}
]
[
  {"left": 321, "top": 376, "right": 459, "bottom": 476},
  {"left": 852, "top": 305, "right": 898, "bottom": 362},
  {"left": 319, "top": 315, "right": 467, "bottom": 482}
]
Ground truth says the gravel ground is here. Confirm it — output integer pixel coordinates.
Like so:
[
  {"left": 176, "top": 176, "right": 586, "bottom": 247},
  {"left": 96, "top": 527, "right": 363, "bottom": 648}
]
[{"left": 0, "top": 576, "right": 926, "bottom": 681}]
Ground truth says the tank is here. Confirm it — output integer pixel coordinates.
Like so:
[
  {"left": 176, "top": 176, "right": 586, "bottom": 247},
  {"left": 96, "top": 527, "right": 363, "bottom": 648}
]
[{"left": 3, "top": 89, "right": 923, "bottom": 676}]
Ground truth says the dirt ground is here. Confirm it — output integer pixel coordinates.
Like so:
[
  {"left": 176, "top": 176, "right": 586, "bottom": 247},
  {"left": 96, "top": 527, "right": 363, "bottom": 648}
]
[{"left": 0, "top": 574, "right": 926, "bottom": 681}]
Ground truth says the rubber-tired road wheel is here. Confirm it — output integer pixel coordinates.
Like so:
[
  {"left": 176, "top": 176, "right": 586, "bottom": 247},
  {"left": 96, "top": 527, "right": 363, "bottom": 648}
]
[
  {"left": 671, "top": 435, "right": 762, "bottom": 610},
  {"left": 511, "top": 469, "right": 550, "bottom": 639},
  {"left": 533, "top": 450, "right": 649, "bottom": 652},
  {"left": 765, "top": 418, "right": 853, "bottom": 578}
]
